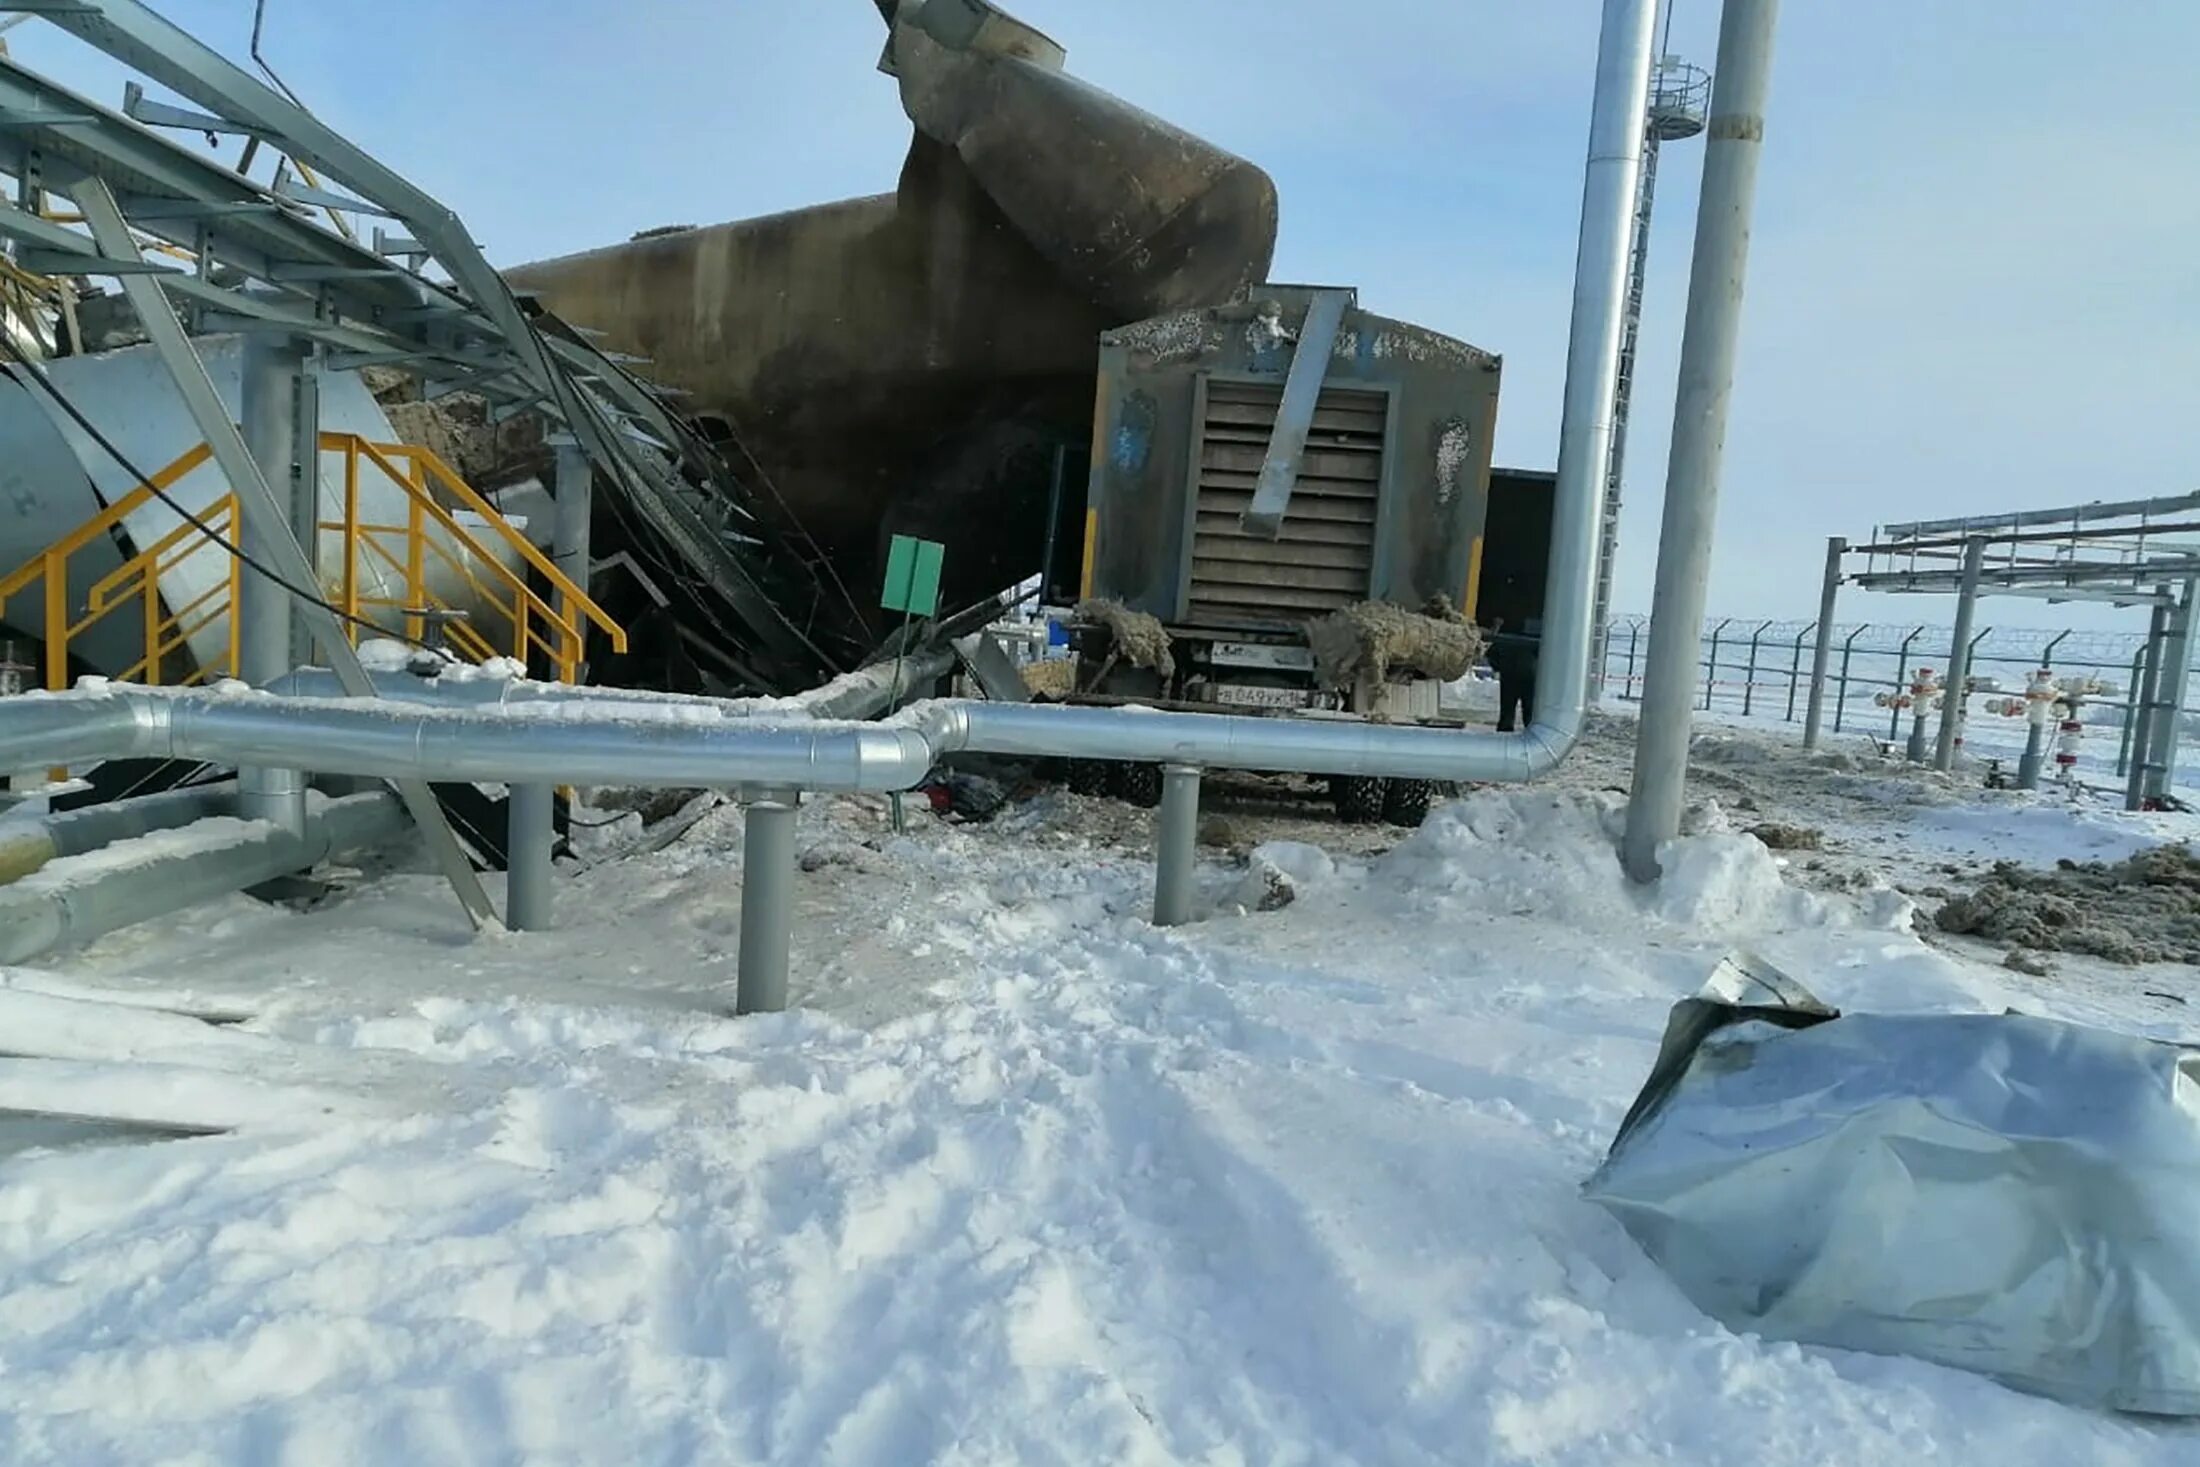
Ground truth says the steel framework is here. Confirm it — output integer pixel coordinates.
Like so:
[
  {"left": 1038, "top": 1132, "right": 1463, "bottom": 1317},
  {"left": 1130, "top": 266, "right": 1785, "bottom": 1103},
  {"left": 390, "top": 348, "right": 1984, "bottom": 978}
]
[{"left": 1803, "top": 491, "right": 2200, "bottom": 806}]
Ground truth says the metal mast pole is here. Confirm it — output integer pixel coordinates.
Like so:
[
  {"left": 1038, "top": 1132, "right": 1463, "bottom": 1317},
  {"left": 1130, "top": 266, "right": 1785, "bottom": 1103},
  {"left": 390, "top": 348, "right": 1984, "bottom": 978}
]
[
  {"left": 1540, "top": 0, "right": 1661, "bottom": 752},
  {"left": 1622, "top": 0, "right": 1780, "bottom": 882}
]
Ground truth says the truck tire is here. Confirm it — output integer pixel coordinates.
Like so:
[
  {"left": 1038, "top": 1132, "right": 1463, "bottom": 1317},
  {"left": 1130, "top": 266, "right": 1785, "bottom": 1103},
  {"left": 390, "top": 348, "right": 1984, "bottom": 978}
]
[
  {"left": 1066, "top": 759, "right": 1109, "bottom": 796},
  {"left": 1382, "top": 778, "right": 1432, "bottom": 828},
  {"left": 1113, "top": 761, "right": 1164, "bottom": 808},
  {"left": 1332, "top": 775, "right": 1387, "bottom": 824}
]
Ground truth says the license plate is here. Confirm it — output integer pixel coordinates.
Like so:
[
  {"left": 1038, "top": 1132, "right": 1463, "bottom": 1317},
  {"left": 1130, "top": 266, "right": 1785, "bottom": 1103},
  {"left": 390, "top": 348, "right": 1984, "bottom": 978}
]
[{"left": 1215, "top": 684, "right": 1305, "bottom": 709}]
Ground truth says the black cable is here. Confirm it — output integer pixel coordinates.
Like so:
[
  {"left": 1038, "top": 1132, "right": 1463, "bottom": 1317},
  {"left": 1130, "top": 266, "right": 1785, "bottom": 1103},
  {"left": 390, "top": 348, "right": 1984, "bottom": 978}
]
[{"left": 0, "top": 332, "right": 439, "bottom": 655}]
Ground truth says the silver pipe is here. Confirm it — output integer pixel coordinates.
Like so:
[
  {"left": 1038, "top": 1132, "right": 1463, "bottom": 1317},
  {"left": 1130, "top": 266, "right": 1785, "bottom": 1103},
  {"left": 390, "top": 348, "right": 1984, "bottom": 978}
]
[
  {"left": 506, "top": 783, "right": 555, "bottom": 930},
  {"left": 1153, "top": 763, "right": 1200, "bottom": 926},
  {"left": 1934, "top": 537, "right": 1986, "bottom": 772},
  {"left": 734, "top": 794, "right": 797, "bottom": 1015},
  {"left": 237, "top": 334, "right": 309, "bottom": 836},
  {"left": 1621, "top": 0, "right": 1781, "bottom": 883},
  {"left": 0, "top": 692, "right": 148, "bottom": 773},
  {"left": 271, "top": 651, "right": 957, "bottom": 727},
  {"left": 1539, "top": 0, "right": 1662, "bottom": 770},
  {"left": 0, "top": 791, "right": 406, "bottom": 964},
  {"left": 1800, "top": 536, "right": 1844, "bottom": 749},
  {"left": 0, "top": 782, "right": 238, "bottom": 886}
]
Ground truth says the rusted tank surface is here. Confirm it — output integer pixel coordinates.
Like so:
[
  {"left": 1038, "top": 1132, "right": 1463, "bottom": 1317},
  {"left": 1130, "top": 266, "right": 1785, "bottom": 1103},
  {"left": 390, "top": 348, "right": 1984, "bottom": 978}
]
[
  {"left": 506, "top": 0, "right": 1277, "bottom": 621},
  {"left": 1082, "top": 286, "right": 1504, "bottom": 630}
]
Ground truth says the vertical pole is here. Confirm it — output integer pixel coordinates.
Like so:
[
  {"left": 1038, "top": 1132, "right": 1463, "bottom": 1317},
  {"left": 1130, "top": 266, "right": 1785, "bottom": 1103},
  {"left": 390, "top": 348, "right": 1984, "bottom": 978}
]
[
  {"left": 1624, "top": 620, "right": 1641, "bottom": 699},
  {"left": 1833, "top": 623, "right": 1868, "bottom": 733},
  {"left": 1783, "top": 622, "right": 1813, "bottom": 721},
  {"left": 505, "top": 782, "right": 554, "bottom": 931},
  {"left": 553, "top": 440, "right": 593, "bottom": 678},
  {"left": 1621, "top": 0, "right": 1780, "bottom": 884},
  {"left": 2117, "top": 644, "right": 2147, "bottom": 778},
  {"left": 341, "top": 441, "right": 360, "bottom": 630},
  {"left": 1933, "top": 537, "right": 1985, "bottom": 772},
  {"left": 1040, "top": 443, "right": 1068, "bottom": 603},
  {"left": 1153, "top": 763, "right": 1200, "bottom": 927},
  {"left": 1701, "top": 616, "right": 1731, "bottom": 712},
  {"left": 1740, "top": 618, "right": 1772, "bottom": 716},
  {"left": 735, "top": 793, "right": 798, "bottom": 1015},
  {"left": 290, "top": 346, "right": 322, "bottom": 664},
  {"left": 2126, "top": 597, "right": 2168, "bottom": 810},
  {"left": 237, "top": 334, "right": 307, "bottom": 836},
  {"left": 1799, "top": 535, "right": 1843, "bottom": 749},
  {"left": 2146, "top": 577, "right": 2196, "bottom": 803},
  {"left": 1891, "top": 626, "right": 1922, "bottom": 742}
]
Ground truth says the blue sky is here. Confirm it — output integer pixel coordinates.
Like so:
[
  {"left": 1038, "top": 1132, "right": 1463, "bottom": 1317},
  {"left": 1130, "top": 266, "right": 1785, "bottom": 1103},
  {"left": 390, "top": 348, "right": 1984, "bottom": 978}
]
[{"left": 12, "top": 1, "right": 2196, "bottom": 630}]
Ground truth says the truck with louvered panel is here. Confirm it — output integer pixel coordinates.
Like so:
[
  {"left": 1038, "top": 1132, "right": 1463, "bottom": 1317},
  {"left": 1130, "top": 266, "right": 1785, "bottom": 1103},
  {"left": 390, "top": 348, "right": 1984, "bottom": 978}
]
[{"left": 1065, "top": 285, "right": 1503, "bottom": 822}]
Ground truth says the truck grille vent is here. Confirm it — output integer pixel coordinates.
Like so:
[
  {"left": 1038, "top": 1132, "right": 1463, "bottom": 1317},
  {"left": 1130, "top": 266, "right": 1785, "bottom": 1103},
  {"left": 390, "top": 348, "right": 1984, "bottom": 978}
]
[{"left": 1187, "top": 380, "right": 1385, "bottom": 624}]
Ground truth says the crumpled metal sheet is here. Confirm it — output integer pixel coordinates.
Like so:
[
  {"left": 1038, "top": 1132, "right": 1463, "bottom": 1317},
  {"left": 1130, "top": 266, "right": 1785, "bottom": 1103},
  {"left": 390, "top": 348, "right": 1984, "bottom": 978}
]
[{"left": 1586, "top": 954, "right": 2200, "bottom": 1415}]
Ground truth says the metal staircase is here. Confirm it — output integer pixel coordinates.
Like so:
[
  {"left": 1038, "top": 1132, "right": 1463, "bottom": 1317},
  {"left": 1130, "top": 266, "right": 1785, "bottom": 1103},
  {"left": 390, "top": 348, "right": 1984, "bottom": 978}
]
[{"left": 0, "top": 433, "right": 625, "bottom": 699}]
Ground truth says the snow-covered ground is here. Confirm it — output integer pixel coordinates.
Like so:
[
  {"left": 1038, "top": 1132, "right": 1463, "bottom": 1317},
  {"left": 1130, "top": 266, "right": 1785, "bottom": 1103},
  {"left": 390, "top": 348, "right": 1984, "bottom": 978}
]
[{"left": 1, "top": 711, "right": 2197, "bottom": 1464}]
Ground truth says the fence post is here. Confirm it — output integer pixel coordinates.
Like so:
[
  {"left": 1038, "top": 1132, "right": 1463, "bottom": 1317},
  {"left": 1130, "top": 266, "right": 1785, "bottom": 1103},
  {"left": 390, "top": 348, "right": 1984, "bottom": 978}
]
[
  {"left": 1624, "top": 619, "right": 1642, "bottom": 700},
  {"left": 1833, "top": 623, "right": 1871, "bottom": 734},
  {"left": 1783, "top": 621, "right": 1815, "bottom": 722},
  {"left": 2117, "top": 644, "right": 2146, "bottom": 777},
  {"left": 2042, "top": 629, "right": 2069, "bottom": 668},
  {"left": 1741, "top": 618, "right": 1774, "bottom": 716},
  {"left": 1702, "top": 616, "right": 1733, "bottom": 712},
  {"left": 1890, "top": 625, "right": 1924, "bottom": 742}
]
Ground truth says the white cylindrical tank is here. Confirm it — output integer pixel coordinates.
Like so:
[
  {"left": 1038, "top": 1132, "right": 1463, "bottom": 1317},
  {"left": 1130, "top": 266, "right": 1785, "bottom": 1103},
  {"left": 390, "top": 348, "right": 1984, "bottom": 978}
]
[{"left": 0, "top": 336, "right": 520, "bottom": 679}]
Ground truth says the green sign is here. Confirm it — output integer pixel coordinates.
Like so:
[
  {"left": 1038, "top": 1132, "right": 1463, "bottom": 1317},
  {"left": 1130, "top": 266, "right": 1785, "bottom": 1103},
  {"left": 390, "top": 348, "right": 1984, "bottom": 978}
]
[{"left": 880, "top": 534, "right": 945, "bottom": 617}]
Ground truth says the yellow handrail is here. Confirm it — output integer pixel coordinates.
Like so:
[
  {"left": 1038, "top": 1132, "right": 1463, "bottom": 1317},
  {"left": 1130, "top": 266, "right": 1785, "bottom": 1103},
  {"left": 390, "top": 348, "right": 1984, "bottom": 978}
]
[
  {"left": 338, "top": 436, "right": 627, "bottom": 650},
  {"left": 0, "top": 432, "right": 629, "bottom": 767}
]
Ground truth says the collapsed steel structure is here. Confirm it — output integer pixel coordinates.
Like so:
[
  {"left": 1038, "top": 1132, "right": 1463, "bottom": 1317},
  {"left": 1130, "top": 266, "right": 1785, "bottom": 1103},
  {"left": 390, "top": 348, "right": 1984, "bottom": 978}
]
[{"left": 0, "top": 0, "right": 1665, "bottom": 1009}]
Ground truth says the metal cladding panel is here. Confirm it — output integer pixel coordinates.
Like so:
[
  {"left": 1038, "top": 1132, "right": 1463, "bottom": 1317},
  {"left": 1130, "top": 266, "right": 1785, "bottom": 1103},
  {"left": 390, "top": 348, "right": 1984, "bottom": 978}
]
[
  {"left": 1088, "top": 288, "right": 1501, "bottom": 628},
  {"left": 1590, "top": 964, "right": 2200, "bottom": 1416}
]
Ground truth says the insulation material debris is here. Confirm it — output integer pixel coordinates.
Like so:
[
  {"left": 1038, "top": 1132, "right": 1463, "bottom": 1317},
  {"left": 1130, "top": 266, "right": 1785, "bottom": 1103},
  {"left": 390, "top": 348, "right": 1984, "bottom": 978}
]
[
  {"left": 1305, "top": 597, "right": 1485, "bottom": 691},
  {"left": 1073, "top": 598, "right": 1175, "bottom": 679}
]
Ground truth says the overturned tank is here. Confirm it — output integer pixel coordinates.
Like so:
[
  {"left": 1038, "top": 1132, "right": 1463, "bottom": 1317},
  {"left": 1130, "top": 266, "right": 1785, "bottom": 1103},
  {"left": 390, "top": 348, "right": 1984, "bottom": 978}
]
[{"left": 505, "top": 0, "right": 1279, "bottom": 623}]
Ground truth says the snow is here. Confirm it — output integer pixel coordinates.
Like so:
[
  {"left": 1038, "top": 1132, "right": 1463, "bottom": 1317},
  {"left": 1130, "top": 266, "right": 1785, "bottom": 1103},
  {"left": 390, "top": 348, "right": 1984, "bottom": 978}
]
[{"left": 0, "top": 715, "right": 2195, "bottom": 1462}]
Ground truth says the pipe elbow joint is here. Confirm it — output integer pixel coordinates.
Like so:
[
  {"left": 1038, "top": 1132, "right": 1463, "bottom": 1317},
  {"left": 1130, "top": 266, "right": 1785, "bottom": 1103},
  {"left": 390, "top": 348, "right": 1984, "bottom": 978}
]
[{"left": 848, "top": 725, "right": 943, "bottom": 791}]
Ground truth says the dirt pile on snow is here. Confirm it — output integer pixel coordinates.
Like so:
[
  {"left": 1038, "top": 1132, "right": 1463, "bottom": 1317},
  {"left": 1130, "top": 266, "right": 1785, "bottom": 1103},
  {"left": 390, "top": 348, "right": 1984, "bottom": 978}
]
[
  {"left": 1306, "top": 598, "right": 1484, "bottom": 690},
  {"left": 1074, "top": 599, "right": 1174, "bottom": 678},
  {"left": 1747, "top": 822, "right": 1823, "bottom": 851},
  {"left": 1935, "top": 844, "right": 2200, "bottom": 964}
]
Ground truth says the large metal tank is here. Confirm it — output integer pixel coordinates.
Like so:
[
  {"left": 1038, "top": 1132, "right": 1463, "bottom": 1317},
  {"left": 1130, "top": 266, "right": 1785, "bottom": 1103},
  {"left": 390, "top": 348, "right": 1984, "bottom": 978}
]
[
  {"left": 1083, "top": 286, "right": 1504, "bottom": 629},
  {"left": 0, "top": 336, "right": 518, "bottom": 680},
  {"left": 506, "top": 0, "right": 1278, "bottom": 623}
]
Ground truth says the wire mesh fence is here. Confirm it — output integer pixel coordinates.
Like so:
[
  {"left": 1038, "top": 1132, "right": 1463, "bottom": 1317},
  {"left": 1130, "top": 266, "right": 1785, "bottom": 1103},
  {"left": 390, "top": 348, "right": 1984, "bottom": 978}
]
[{"left": 1598, "top": 615, "right": 2197, "bottom": 792}]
